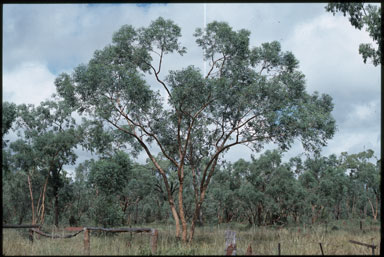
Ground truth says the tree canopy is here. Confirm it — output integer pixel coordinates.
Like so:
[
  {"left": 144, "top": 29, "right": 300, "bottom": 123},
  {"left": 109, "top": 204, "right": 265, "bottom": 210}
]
[{"left": 54, "top": 17, "right": 336, "bottom": 242}]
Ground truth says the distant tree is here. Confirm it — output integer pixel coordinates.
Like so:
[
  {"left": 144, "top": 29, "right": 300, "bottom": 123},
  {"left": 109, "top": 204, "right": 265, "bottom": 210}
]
[
  {"left": 325, "top": 2, "right": 381, "bottom": 66},
  {"left": 67, "top": 160, "right": 96, "bottom": 225},
  {"left": 2, "top": 102, "right": 17, "bottom": 147},
  {"left": 88, "top": 151, "right": 132, "bottom": 226},
  {"left": 340, "top": 150, "right": 380, "bottom": 220},
  {"left": 10, "top": 99, "right": 81, "bottom": 226},
  {"left": 317, "top": 154, "right": 349, "bottom": 220},
  {"left": 55, "top": 17, "right": 336, "bottom": 242},
  {"left": 2, "top": 102, "right": 18, "bottom": 175},
  {"left": 2, "top": 169, "right": 35, "bottom": 224},
  {"left": 209, "top": 161, "right": 240, "bottom": 224}
]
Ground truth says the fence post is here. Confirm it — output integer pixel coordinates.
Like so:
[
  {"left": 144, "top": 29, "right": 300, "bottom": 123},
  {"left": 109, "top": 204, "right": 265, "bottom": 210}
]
[
  {"left": 84, "top": 228, "right": 90, "bottom": 256},
  {"left": 371, "top": 238, "right": 375, "bottom": 255},
  {"left": 225, "top": 230, "right": 236, "bottom": 255},
  {"left": 28, "top": 229, "right": 34, "bottom": 243},
  {"left": 319, "top": 242, "right": 324, "bottom": 255},
  {"left": 278, "top": 242, "right": 281, "bottom": 255},
  {"left": 245, "top": 244, "right": 252, "bottom": 255},
  {"left": 360, "top": 220, "right": 363, "bottom": 231},
  {"left": 150, "top": 229, "right": 158, "bottom": 255}
]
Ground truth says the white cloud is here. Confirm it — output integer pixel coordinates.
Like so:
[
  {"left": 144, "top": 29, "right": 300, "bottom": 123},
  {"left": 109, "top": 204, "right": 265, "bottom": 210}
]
[
  {"left": 323, "top": 130, "right": 380, "bottom": 157},
  {"left": 352, "top": 101, "right": 379, "bottom": 121},
  {"left": 3, "top": 62, "right": 56, "bottom": 105},
  {"left": 2, "top": 3, "right": 381, "bottom": 165},
  {"left": 285, "top": 13, "right": 379, "bottom": 94}
]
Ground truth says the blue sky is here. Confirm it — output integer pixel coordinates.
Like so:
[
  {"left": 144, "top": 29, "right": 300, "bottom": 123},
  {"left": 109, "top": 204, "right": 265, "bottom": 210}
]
[{"left": 2, "top": 3, "right": 381, "bottom": 171}]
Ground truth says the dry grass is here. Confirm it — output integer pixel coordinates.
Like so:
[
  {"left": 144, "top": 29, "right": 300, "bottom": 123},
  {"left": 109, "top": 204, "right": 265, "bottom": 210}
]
[{"left": 2, "top": 221, "right": 381, "bottom": 255}]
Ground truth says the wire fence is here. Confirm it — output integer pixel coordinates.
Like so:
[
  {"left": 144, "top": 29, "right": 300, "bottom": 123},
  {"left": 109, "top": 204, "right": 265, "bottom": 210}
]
[
  {"left": 3, "top": 224, "right": 159, "bottom": 255},
  {"left": 224, "top": 229, "right": 380, "bottom": 256},
  {"left": 3, "top": 224, "right": 380, "bottom": 255}
]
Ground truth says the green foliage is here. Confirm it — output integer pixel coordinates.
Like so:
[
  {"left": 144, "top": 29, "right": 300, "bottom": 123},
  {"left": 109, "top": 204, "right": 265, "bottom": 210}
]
[
  {"left": 91, "top": 195, "right": 125, "bottom": 227},
  {"left": 88, "top": 151, "right": 132, "bottom": 194},
  {"left": 3, "top": 17, "right": 379, "bottom": 244},
  {"left": 2, "top": 170, "right": 32, "bottom": 224},
  {"left": 2, "top": 102, "right": 18, "bottom": 174},
  {"left": 325, "top": 2, "right": 381, "bottom": 66},
  {"left": 6, "top": 98, "right": 82, "bottom": 226},
  {"left": 2, "top": 101, "right": 17, "bottom": 145}
]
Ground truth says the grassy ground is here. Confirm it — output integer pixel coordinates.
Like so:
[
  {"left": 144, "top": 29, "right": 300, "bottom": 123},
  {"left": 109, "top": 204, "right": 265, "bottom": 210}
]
[{"left": 2, "top": 220, "right": 381, "bottom": 255}]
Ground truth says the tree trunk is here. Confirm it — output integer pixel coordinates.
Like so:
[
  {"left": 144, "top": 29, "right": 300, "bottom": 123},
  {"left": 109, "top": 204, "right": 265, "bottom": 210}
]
[
  {"left": 134, "top": 202, "right": 138, "bottom": 224},
  {"left": 149, "top": 157, "right": 181, "bottom": 239},
  {"left": 177, "top": 175, "right": 188, "bottom": 243},
  {"left": 27, "top": 174, "right": 36, "bottom": 225},
  {"left": 54, "top": 188, "right": 59, "bottom": 227},
  {"left": 311, "top": 205, "right": 317, "bottom": 224},
  {"left": 188, "top": 189, "right": 208, "bottom": 243},
  {"left": 368, "top": 197, "right": 378, "bottom": 221},
  {"left": 156, "top": 198, "right": 163, "bottom": 221},
  {"left": 257, "top": 203, "right": 263, "bottom": 226}
]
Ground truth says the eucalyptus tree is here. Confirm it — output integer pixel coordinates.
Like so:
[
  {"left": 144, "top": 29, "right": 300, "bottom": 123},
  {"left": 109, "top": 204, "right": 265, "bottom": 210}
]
[
  {"left": 340, "top": 150, "right": 380, "bottom": 220},
  {"left": 10, "top": 98, "right": 82, "bottom": 226},
  {"left": 2, "top": 102, "right": 17, "bottom": 146},
  {"left": 2, "top": 102, "right": 17, "bottom": 175},
  {"left": 316, "top": 154, "right": 349, "bottom": 220},
  {"left": 299, "top": 156, "right": 326, "bottom": 224},
  {"left": 325, "top": 2, "right": 381, "bottom": 66},
  {"left": 55, "top": 17, "right": 336, "bottom": 242},
  {"left": 208, "top": 161, "right": 241, "bottom": 224},
  {"left": 87, "top": 151, "right": 132, "bottom": 226},
  {"left": 2, "top": 166, "right": 35, "bottom": 225}
]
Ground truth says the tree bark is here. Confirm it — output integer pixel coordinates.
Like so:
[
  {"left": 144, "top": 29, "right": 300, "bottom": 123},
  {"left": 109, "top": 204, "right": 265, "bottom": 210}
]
[
  {"left": 178, "top": 181, "right": 188, "bottom": 242},
  {"left": 188, "top": 158, "right": 219, "bottom": 243},
  {"left": 54, "top": 188, "right": 59, "bottom": 227},
  {"left": 27, "top": 174, "right": 36, "bottom": 225}
]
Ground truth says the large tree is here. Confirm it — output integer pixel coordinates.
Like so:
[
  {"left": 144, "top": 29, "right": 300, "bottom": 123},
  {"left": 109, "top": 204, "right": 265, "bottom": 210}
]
[{"left": 55, "top": 17, "right": 336, "bottom": 242}]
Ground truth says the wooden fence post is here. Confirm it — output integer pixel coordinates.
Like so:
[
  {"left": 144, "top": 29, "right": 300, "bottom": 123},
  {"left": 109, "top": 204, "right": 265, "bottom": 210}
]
[
  {"left": 371, "top": 238, "right": 375, "bottom": 255},
  {"left": 150, "top": 229, "right": 158, "bottom": 255},
  {"left": 225, "top": 230, "right": 236, "bottom": 255},
  {"left": 319, "top": 242, "right": 324, "bottom": 256},
  {"left": 245, "top": 244, "right": 252, "bottom": 255},
  {"left": 349, "top": 240, "right": 377, "bottom": 255},
  {"left": 84, "top": 228, "right": 90, "bottom": 256},
  {"left": 29, "top": 229, "right": 34, "bottom": 243},
  {"left": 278, "top": 242, "right": 281, "bottom": 255}
]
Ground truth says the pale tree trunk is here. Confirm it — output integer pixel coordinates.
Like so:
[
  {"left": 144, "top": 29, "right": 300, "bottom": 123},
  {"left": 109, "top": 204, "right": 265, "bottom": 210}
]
[
  {"left": 28, "top": 174, "right": 49, "bottom": 227},
  {"left": 37, "top": 177, "right": 49, "bottom": 225},
  {"left": 188, "top": 158, "right": 219, "bottom": 244},
  {"left": 177, "top": 165, "right": 188, "bottom": 242},
  {"left": 27, "top": 174, "right": 36, "bottom": 225},
  {"left": 311, "top": 205, "right": 323, "bottom": 224},
  {"left": 153, "top": 159, "right": 181, "bottom": 238},
  {"left": 367, "top": 196, "right": 379, "bottom": 221}
]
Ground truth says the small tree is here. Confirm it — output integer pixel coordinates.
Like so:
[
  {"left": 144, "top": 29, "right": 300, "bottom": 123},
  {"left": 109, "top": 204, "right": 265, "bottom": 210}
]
[
  {"left": 88, "top": 151, "right": 132, "bottom": 226},
  {"left": 10, "top": 99, "right": 81, "bottom": 226},
  {"left": 55, "top": 17, "right": 336, "bottom": 242}
]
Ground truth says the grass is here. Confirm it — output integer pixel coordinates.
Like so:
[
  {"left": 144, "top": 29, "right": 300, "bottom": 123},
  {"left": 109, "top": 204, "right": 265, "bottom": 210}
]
[{"left": 2, "top": 220, "right": 381, "bottom": 255}]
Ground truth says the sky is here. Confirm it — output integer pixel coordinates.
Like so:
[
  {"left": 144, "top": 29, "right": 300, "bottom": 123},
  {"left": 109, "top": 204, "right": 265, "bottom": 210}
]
[{"left": 2, "top": 3, "right": 381, "bottom": 173}]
